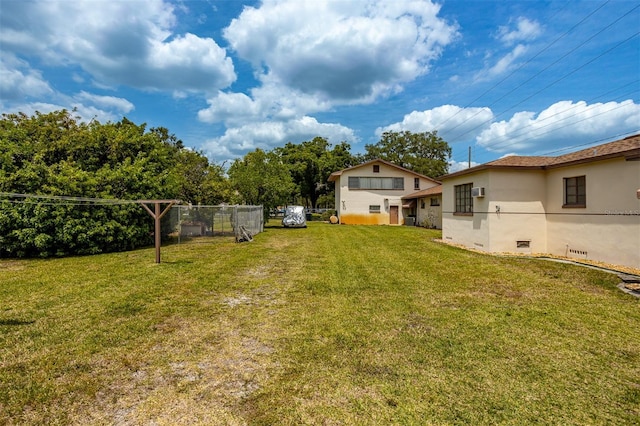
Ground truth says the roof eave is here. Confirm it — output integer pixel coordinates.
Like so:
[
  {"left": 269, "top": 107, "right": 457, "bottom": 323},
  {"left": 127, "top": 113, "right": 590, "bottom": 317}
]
[{"left": 439, "top": 164, "right": 546, "bottom": 180}]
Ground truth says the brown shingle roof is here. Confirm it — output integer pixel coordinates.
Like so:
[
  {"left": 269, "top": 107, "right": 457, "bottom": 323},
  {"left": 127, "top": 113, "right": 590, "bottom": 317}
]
[
  {"left": 549, "top": 134, "right": 640, "bottom": 166},
  {"left": 484, "top": 155, "right": 553, "bottom": 167},
  {"left": 402, "top": 185, "right": 443, "bottom": 199},
  {"left": 440, "top": 134, "right": 640, "bottom": 179}
]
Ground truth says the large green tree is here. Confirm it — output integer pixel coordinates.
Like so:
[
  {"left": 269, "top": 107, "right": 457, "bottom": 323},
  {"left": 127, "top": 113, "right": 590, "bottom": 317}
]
[
  {"left": 170, "top": 149, "right": 234, "bottom": 205},
  {"left": 364, "top": 130, "right": 451, "bottom": 178},
  {"left": 0, "top": 110, "right": 228, "bottom": 257},
  {"left": 227, "top": 148, "right": 294, "bottom": 217},
  {"left": 278, "top": 137, "right": 355, "bottom": 209}
]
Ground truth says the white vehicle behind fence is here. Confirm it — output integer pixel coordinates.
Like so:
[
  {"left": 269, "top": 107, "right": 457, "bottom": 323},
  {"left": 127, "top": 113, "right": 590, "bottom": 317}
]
[{"left": 282, "top": 205, "right": 307, "bottom": 228}]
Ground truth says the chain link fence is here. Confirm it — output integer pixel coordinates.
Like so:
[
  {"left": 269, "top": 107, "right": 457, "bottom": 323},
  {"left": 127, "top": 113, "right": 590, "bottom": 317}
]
[{"left": 167, "top": 205, "right": 263, "bottom": 242}]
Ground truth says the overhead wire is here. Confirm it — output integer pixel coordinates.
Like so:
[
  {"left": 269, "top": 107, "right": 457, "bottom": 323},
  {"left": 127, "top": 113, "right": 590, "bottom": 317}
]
[
  {"left": 448, "top": 80, "right": 639, "bottom": 163},
  {"left": 450, "top": 84, "right": 640, "bottom": 162},
  {"left": 428, "top": 1, "right": 640, "bottom": 167},
  {"left": 443, "top": 2, "right": 639, "bottom": 139},
  {"left": 434, "top": 0, "right": 610, "bottom": 131},
  {"left": 539, "top": 130, "right": 640, "bottom": 156},
  {"left": 448, "top": 130, "right": 640, "bottom": 170},
  {"left": 449, "top": 29, "right": 640, "bottom": 146}
]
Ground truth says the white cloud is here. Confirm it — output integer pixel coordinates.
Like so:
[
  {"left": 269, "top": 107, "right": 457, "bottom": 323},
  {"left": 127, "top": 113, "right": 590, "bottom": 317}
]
[
  {"left": 0, "top": 1, "right": 235, "bottom": 94},
  {"left": 472, "top": 16, "right": 541, "bottom": 81},
  {"left": 2, "top": 102, "right": 119, "bottom": 124},
  {"left": 5, "top": 90, "right": 136, "bottom": 124},
  {"left": 75, "top": 91, "right": 134, "bottom": 113},
  {"left": 224, "top": 0, "right": 458, "bottom": 103},
  {"left": 376, "top": 105, "right": 495, "bottom": 142},
  {"left": 497, "top": 17, "right": 542, "bottom": 46},
  {"left": 448, "top": 159, "right": 480, "bottom": 173},
  {"left": 198, "top": 82, "right": 335, "bottom": 127},
  {"left": 0, "top": 54, "right": 53, "bottom": 100},
  {"left": 202, "top": 116, "right": 357, "bottom": 160},
  {"left": 476, "top": 100, "right": 640, "bottom": 153},
  {"left": 198, "top": 91, "right": 262, "bottom": 125},
  {"left": 477, "top": 44, "right": 527, "bottom": 80}
]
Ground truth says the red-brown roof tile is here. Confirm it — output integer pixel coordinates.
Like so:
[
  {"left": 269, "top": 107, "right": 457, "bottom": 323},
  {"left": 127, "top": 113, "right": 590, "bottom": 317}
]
[
  {"left": 402, "top": 185, "right": 443, "bottom": 199},
  {"left": 440, "top": 134, "right": 640, "bottom": 179}
]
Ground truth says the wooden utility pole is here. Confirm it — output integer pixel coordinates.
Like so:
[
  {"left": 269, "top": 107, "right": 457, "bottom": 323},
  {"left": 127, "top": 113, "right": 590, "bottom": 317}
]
[{"left": 139, "top": 200, "right": 179, "bottom": 263}]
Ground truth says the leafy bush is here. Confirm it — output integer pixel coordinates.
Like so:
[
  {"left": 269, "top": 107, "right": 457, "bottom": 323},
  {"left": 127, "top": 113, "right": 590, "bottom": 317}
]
[
  {"left": 0, "top": 110, "right": 230, "bottom": 257},
  {"left": 321, "top": 210, "right": 336, "bottom": 221}
]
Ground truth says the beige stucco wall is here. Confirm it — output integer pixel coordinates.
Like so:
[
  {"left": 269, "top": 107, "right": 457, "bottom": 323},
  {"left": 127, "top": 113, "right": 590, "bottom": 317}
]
[
  {"left": 443, "top": 156, "right": 640, "bottom": 269},
  {"left": 545, "top": 157, "right": 640, "bottom": 268},
  {"left": 486, "top": 170, "right": 548, "bottom": 254},
  {"left": 336, "top": 162, "right": 438, "bottom": 225},
  {"left": 415, "top": 196, "right": 442, "bottom": 229},
  {"left": 442, "top": 170, "right": 547, "bottom": 252},
  {"left": 442, "top": 171, "right": 490, "bottom": 250}
]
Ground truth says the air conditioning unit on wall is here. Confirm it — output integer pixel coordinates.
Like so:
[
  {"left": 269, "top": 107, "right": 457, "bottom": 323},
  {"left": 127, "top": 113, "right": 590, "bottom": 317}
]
[{"left": 472, "top": 187, "right": 485, "bottom": 197}]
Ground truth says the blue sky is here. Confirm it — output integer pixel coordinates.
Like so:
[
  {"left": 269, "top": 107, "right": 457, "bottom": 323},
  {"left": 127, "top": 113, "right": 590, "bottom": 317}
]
[{"left": 1, "top": 0, "right": 638, "bottom": 171}]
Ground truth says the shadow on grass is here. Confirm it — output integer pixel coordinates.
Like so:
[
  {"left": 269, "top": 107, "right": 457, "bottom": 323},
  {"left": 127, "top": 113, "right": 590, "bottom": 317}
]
[
  {"left": 160, "top": 259, "right": 194, "bottom": 265},
  {"left": 0, "top": 319, "right": 35, "bottom": 326}
]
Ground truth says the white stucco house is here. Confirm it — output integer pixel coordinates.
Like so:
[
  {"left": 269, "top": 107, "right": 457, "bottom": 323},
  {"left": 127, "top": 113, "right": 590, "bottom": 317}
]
[
  {"left": 401, "top": 186, "right": 443, "bottom": 229},
  {"left": 328, "top": 159, "right": 441, "bottom": 225},
  {"left": 440, "top": 134, "right": 640, "bottom": 269}
]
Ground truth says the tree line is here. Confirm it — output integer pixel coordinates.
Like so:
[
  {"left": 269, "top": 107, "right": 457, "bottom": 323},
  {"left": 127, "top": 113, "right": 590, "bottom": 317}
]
[{"left": 0, "top": 110, "right": 450, "bottom": 257}]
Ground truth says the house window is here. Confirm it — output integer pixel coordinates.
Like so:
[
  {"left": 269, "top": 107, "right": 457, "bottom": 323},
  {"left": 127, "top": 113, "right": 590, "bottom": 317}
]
[
  {"left": 564, "top": 176, "right": 586, "bottom": 207},
  {"left": 373, "top": 165, "right": 380, "bottom": 173},
  {"left": 421, "top": 201, "right": 426, "bottom": 209},
  {"left": 348, "top": 177, "right": 404, "bottom": 190},
  {"left": 348, "top": 176, "right": 360, "bottom": 189},
  {"left": 414, "top": 178, "right": 420, "bottom": 190},
  {"left": 430, "top": 197, "right": 440, "bottom": 206},
  {"left": 369, "top": 205, "right": 381, "bottom": 213},
  {"left": 454, "top": 183, "right": 473, "bottom": 214}
]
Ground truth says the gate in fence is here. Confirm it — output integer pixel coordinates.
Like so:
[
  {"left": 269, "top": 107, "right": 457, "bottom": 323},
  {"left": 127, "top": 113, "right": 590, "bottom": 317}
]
[{"left": 167, "top": 205, "right": 263, "bottom": 242}]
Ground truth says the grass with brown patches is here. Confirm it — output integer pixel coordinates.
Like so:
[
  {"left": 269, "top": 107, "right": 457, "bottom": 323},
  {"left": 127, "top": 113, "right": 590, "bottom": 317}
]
[{"left": 1, "top": 222, "right": 638, "bottom": 425}]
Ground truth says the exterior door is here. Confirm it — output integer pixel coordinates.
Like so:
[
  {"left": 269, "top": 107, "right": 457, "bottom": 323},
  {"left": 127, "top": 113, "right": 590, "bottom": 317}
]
[{"left": 390, "top": 206, "right": 398, "bottom": 225}]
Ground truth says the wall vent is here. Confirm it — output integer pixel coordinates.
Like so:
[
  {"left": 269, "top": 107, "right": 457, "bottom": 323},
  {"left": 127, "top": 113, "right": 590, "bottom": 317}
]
[
  {"left": 517, "top": 240, "right": 531, "bottom": 249},
  {"left": 568, "top": 248, "right": 588, "bottom": 257}
]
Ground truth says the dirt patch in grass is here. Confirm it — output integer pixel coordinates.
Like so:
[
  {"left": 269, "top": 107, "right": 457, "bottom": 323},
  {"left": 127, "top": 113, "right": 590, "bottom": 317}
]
[
  {"left": 0, "top": 260, "right": 25, "bottom": 272},
  {"left": 67, "top": 277, "right": 285, "bottom": 425}
]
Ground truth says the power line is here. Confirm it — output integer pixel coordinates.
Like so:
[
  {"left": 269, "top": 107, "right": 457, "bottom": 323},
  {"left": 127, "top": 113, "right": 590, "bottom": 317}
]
[
  {"left": 539, "top": 130, "right": 640, "bottom": 156},
  {"left": 434, "top": 0, "right": 607, "bottom": 130},
  {"left": 448, "top": 81, "right": 639, "bottom": 163},
  {"left": 448, "top": 131, "right": 640, "bottom": 170},
  {"left": 448, "top": 30, "right": 640, "bottom": 145},
  {"left": 433, "top": 0, "right": 639, "bottom": 166},
  {"left": 468, "top": 90, "right": 639, "bottom": 156},
  {"left": 444, "top": 2, "right": 638, "bottom": 138}
]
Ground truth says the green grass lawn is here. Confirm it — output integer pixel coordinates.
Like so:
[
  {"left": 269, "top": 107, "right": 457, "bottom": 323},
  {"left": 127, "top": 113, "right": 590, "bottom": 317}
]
[{"left": 1, "top": 222, "right": 639, "bottom": 425}]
